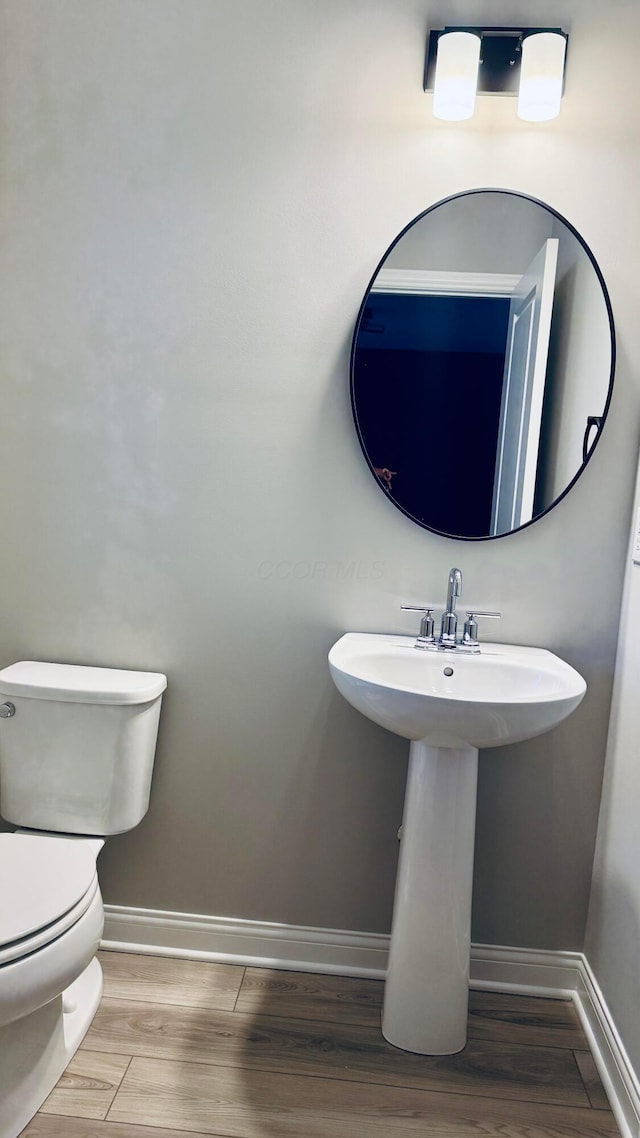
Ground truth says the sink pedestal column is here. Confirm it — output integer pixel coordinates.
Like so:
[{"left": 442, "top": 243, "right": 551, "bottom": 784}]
[{"left": 382, "top": 741, "right": 478, "bottom": 1055}]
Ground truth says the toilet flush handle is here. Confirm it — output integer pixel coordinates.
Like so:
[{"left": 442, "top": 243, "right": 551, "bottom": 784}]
[{"left": 0, "top": 702, "right": 15, "bottom": 718}]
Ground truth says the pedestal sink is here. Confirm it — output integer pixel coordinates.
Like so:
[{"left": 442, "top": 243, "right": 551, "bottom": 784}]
[{"left": 328, "top": 633, "right": 586, "bottom": 1055}]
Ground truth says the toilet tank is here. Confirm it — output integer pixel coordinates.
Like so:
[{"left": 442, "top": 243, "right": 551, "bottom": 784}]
[{"left": 0, "top": 661, "right": 167, "bottom": 836}]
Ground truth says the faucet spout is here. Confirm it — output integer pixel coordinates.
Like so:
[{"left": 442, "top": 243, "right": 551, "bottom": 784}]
[
  {"left": 446, "top": 567, "right": 462, "bottom": 612},
  {"left": 441, "top": 567, "right": 462, "bottom": 645}
]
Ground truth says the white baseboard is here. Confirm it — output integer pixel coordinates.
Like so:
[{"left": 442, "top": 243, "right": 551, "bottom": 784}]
[
  {"left": 574, "top": 957, "right": 640, "bottom": 1138},
  {"left": 470, "top": 942, "right": 582, "bottom": 997},
  {"left": 102, "top": 905, "right": 389, "bottom": 977},
  {"left": 102, "top": 904, "right": 640, "bottom": 1138}
]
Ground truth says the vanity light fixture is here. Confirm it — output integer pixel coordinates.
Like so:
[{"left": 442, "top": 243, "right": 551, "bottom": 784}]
[{"left": 425, "top": 28, "right": 568, "bottom": 122}]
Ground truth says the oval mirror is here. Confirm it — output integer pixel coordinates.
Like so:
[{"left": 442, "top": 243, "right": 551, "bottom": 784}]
[{"left": 351, "top": 189, "right": 615, "bottom": 540}]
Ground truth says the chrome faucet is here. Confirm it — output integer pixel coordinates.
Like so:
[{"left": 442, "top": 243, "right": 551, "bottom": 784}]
[{"left": 401, "top": 567, "right": 500, "bottom": 653}]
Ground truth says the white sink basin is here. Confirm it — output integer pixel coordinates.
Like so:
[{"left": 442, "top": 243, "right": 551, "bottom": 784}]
[{"left": 329, "top": 633, "right": 586, "bottom": 749}]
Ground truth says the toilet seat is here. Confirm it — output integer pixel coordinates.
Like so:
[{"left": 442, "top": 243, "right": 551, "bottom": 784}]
[
  {"left": 0, "top": 834, "right": 98, "bottom": 965},
  {"left": 0, "top": 876, "right": 99, "bottom": 965}
]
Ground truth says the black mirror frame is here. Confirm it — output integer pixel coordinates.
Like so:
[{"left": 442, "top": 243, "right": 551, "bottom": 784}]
[{"left": 350, "top": 187, "right": 616, "bottom": 541}]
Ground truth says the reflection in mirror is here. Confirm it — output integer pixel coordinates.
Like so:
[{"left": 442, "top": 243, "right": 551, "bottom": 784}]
[{"left": 351, "top": 190, "right": 615, "bottom": 540}]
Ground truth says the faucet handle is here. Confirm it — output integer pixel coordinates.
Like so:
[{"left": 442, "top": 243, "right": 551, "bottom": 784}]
[
  {"left": 462, "top": 610, "right": 501, "bottom": 648},
  {"left": 401, "top": 604, "right": 436, "bottom": 646}
]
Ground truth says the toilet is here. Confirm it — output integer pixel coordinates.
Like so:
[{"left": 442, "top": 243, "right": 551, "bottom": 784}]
[{"left": 0, "top": 659, "right": 167, "bottom": 1138}]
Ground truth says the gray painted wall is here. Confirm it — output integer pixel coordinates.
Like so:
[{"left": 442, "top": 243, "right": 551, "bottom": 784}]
[
  {"left": 0, "top": 0, "right": 639, "bottom": 951},
  {"left": 386, "top": 191, "right": 553, "bottom": 273},
  {"left": 586, "top": 454, "right": 640, "bottom": 1072}
]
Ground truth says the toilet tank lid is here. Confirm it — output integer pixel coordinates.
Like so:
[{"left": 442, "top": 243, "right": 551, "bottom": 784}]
[{"left": 0, "top": 661, "right": 167, "bottom": 704}]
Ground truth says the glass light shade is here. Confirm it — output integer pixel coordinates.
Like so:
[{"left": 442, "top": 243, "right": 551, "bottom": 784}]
[
  {"left": 518, "top": 32, "right": 566, "bottom": 122},
  {"left": 432, "top": 32, "right": 481, "bottom": 121}
]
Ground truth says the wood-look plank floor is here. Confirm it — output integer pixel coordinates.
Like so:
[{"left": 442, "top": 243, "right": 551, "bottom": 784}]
[{"left": 20, "top": 950, "right": 621, "bottom": 1138}]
